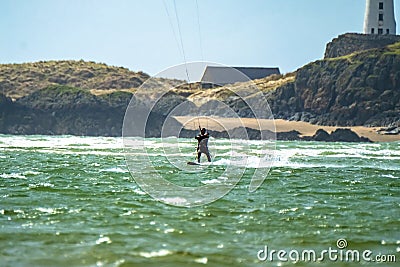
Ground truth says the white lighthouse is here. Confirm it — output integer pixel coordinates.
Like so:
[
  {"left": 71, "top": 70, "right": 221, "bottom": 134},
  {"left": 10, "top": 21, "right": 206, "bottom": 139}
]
[{"left": 364, "top": 0, "right": 396, "bottom": 34}]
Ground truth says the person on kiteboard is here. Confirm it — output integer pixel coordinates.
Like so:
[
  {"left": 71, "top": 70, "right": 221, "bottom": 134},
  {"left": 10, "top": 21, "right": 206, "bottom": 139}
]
[{"left": 195, "top": 127, "right": 211, "bottom": 163}]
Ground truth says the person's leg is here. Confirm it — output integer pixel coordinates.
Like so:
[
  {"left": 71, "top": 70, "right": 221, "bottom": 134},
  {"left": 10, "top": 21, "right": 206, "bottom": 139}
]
[
  {"left": 197, "top": 152, "right": 201, "bottom": 163},
  {"left": 206, "top": 151, "right": 211, "bottom": 162}
]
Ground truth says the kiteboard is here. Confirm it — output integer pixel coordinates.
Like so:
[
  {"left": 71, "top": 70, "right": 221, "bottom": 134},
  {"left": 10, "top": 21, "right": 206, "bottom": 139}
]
[{"left": 187, "top": 161, "right": 200, "bottom": 165}]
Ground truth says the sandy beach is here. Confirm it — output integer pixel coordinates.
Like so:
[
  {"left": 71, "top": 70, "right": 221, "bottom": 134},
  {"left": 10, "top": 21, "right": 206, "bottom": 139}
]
[{"left": 174, "top": 116, "right": 400, "bottom": 142}]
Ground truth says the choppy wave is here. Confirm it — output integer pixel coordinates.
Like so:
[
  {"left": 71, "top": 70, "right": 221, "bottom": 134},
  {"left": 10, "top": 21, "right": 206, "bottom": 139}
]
[{"left": 0, "top": 135, "right": 399, "bottom": 266}]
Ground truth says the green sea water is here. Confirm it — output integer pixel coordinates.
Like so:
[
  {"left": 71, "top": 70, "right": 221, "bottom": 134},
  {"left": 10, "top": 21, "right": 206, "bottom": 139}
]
[{"left": 0, "top": 135, "right": 399, "bottom": 266}]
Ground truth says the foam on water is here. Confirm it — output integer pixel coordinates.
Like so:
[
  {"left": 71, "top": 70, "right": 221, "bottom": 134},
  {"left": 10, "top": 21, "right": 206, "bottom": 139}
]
[
  {"left": 0, "top": 173, "right": 27, "bottom": 179},
  {"left": 133, "top": 188, "right": 147, "bottom": 195},
  {"left": 100, "top": 167, "right": 129, "bottom": 173},
  {"left": 95, "top": 235, "right": 112, "bottom": 245},
  {"left": 201, "top": 178, "right": 222, "bottom": 185},
  {"left": 1, "top": 135, "right": 399, "bottom": 266},
  {"left": 139, "top": 249, "right": 173, "bottom": 258},
  {"left": 0, "top": 135, "right": 123, "bottom": 150},
  {"left": 36, "top": 207, "right": 58, "bottom": 214},
  {"left": 210, "top": 156, "right": 272, "bottom": 169}
]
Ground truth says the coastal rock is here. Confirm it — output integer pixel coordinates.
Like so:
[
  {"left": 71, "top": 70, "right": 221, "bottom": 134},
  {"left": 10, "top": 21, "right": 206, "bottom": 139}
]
[
  {"left": 377, "top": 125, "right": 400, "bottom": 135},
  {"left": 307, "top": 128, "right": 371, "bottom": 142},
  {"left": 324, "top": 33, "right": 400, "bottom": 58},
  {"left": 0, "top": 93, "right": 12, "bottom": 106},
  {"left": 180, "top": 127, "right": 371, "bottom": 142},
  {"left": 312, "top": 129, "right": 330, "bottom": 141},
  {"left": 198, "top": 100, "right": 229, "bottom": 116},
  {"left": 276, "top": 130, "right": 301, "bottom": 141},
  {"left": 329, "top": 128, "right": 371, "bottom": 142},
  {"left": 150, "top": 92, "right": 189, "bottom": 116},
  {"left": 2, "top": 86, "right": 373, "bottom": 143},
  {"left": 0, "top": 86, "right": 181, "bottom": 137},
  {"left": 268, "top": 37, "right": 400, "bottom": 127}
]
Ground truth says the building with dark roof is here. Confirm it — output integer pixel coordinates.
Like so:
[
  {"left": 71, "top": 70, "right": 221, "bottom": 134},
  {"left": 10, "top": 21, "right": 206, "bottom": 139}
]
[{"left": 200, "top": 66, "right": 280, "bottom": 88}]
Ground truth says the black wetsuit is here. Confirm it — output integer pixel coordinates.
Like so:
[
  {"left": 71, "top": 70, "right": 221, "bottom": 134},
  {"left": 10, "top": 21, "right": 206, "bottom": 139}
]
[{"left": 195, "top": 133, "right": 211, "bottom": 163}]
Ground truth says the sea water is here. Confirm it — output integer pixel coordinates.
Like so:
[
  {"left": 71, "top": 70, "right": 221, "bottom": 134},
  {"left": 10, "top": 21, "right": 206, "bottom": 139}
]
[{"left": 0, "top": 135, "right": 399, "bottom": 266}]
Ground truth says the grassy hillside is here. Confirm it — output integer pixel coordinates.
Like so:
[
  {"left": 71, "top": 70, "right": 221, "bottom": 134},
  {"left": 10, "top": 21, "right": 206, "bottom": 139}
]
[{"left": 0, "top": 60, "right": 151, "bottom": 99}]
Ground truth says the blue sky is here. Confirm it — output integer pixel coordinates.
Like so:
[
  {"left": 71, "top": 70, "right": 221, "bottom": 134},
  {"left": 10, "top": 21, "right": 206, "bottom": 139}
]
[{"left": 1, "top": 0, "right": 399, "bottom": 77}]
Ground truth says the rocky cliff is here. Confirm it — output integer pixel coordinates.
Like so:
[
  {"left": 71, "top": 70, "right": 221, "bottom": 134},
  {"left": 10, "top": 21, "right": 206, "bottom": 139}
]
[
  {"left": 324, "top": 33, "right": 400, "bottom": 58},
  {"left": 3, "top": 85, "right": 354, "bottom": 141},
  {"left": 173, "top": 35, "right": 399, "bottom": 127},
  {"left": 268, "top": 40, "right": 400, "bottom": 126},
  {"left": 188, "top": 38, "right": 400, "bottom": 127},
  {"left": 0, "top": 85, "right": 179, "bottom": 137}
]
